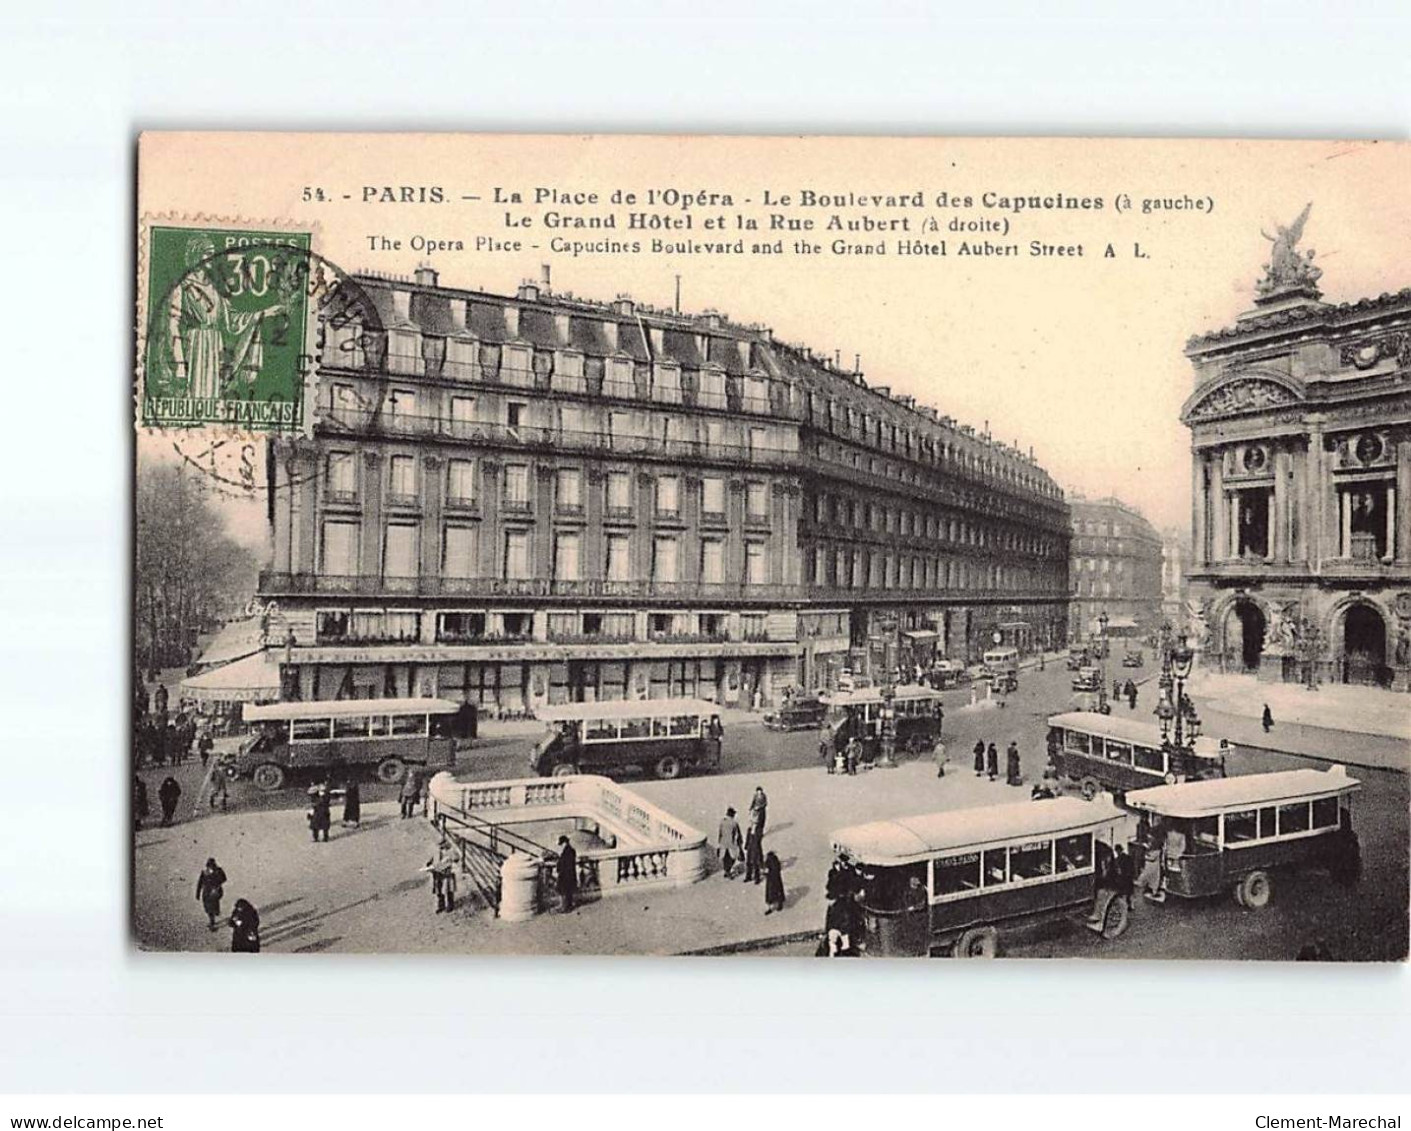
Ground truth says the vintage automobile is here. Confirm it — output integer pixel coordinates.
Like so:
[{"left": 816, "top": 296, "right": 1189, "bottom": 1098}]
[
  {"left": 763, "top": 696, "right": 830, "bottom": 732},
  {"left": 1071, "top": 666, "right": 1103, "bottom": 693},
  {"left": 1122, "top": 650, "right": 1145, "bottom": 668},
  {"left": 1066, "top": 649, "right": 1089, "bottom": 672},
  {"left": 927, "top": 659, "right": 966, "bottom": 689}
]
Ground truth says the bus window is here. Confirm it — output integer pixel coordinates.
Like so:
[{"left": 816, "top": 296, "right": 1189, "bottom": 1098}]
[
  {"left": 860, "top": 863, "right": 927, "bottom": 912},
  {"left": 333, "top": 715, "right": 370, "bottom": 739},
  {"left": 620, "top": 718, "right": 651, "bottom": 740},
  {"left": 391, "top": 714, "right": 426, "bottom": 737},
  {"left": 1055, "top": 832, "right": 1092, "bottom": 873},
  {"left": 1191, "top": 816, "right": 1219, "bottom": 849},
  {"left": 292, "top": 718, "right": 332, "bottom": 741},
  {"left": 1258, "top": 806, "right": 1277, "bottom": 838},
  {"left": 652, "top": 717, "right": 672, "bottom": 737},
  {"left": 1278, "top": 801, "right": 1311, "bottom": 835},
  {"left": 1311, "top": 796, "right": 1339, "bottom": 829},
  {"left": 932, "top": 852, "right": 981, "bottom": 897},
  {"left": 370, "top": 716, "right": 391, "bottom": 737},
  {"left": 1106, "top": 740, "right": 1131, "bottom": 765},
  {"left": 1133, "top": 745, "right": 1163, "bottom": 773},
  {"left": 585, "top": 719, "right": 618, "bottom": 742},
  {"left": 669, "top": 714, "right": 698, "bottom": 737},
  {"left": 1224, "top": 809, "right": 1258, "bottom": 843},
  {"left": 1066, "top": 731, "right": 1090, "bottom": 755},
  {"left": 1009, "top": 840, "right": 1054, "bottom": 880},
  {"left": 982, "top": 848, "right": 1008, "bottom": 886}
]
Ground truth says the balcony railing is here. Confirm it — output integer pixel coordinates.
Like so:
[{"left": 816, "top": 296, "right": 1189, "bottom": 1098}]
[{"left": 260, "top": 570, "right": 806, "bottom": 601}]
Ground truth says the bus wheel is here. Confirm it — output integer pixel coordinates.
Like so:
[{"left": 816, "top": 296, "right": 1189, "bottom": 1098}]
[
  {"left": 954, "top": 926, "right": 999, "bottom": 958},
  {"left": 654, "top": 754, "right": 682, "bottom": 781},
  {"left": 1237, "top": 870, "right": 1272, "bottom": 909},
  {"left": 551, "top": 762, "right": 579, "bottom": 778},
  {"left": 1079, "top": 777, "right": 1100, "bottom": 801},
  {"left": 376, "top": 757, "right": 406, "bottom": 785},
  {"left": 1100, "top": 892, "right": 1131, "bottom": 940},
  {"left": 251, "top": 763, "right": 285, "bottom": 792}
]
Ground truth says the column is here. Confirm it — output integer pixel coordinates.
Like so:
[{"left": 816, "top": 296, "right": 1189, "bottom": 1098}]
[
  {"left": 682, "top": 473, "right": 701, "bottom": 585},
  {"left": 358, "top": 450, "right": 383, "bottom": 579},
  {"left": 294, "top": 443, "right": 318, "bottom": 576},
  {"left": 534, "top": 463, "right": 555, "bottom": 579},
  {"left": 1210, "top": 451, "right": 1226, "bottom": 562},
  {"left": 1266, "top": 486, "right": 1278, "bottom": 560},
  {"left": 1397, "top": 438, "right": 1411, "bottom": 564},
  {"left": 271, "top": 438, "right": 294, "bottom": 574},
  {"left": 636, "top": 470, "right": 655, "bottom": 582},
  {"left": 1229, "top": 494, "right": 1240, "bottom": 559},
  {"left": 1191, "top": 454, "right": 1207, "bottom": 567},
  {"left": 421, "top": 454, "right": 444, "bottom": 583},
  {"left": 1386, "top": 484, "right": 1396, "bottom": 561},
  {"left": 584, "top": 466, "right": 606, "bottom": 580},
  {"left": 1272, "top": 449, "right": 1289, "bottom": 562},
  {"left": 1340, "top": 489, "right": 1352, "bottom": 559},
  {"left": 479, "top": 459, "right": 502, "bottom": 577}
]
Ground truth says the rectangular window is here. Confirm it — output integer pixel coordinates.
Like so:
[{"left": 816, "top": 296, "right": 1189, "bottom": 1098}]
[
  {"left": 557, "top": 468, "right": 582, "bottom": 510},
  {"left": 391, "top": 713, "right": 427, "bottom": 736},
  {"left": 447, "top": 459, "right": 475, "bottom": 504},
  {"left": 745, "top": 541, "right": 766, "bottom": 585},
  {"left": 322, "top": 521, "right": 358, "bottom": 575},
  {"left": 554, "top": 532, "right": 581, "bottom": 581},
  {"left": 1055, "top": 833, "right": 1092, "bottom": 873},
  {"left": 1133, "top": 744, "right": 1164, "bottom": 773},
  {"left": 655, "top": 476, "right": 679, "bottom": 516},
  {"left": 503, "top": 464, "right": 530, "bottom": 507},
  {"left": 746, "top": 482, "right": 768, "bottom": 521},
  {"left": 933, "top": 852, "right": 981, "bottom": 898},
  {"left": 699, "top": 370, "right": 726, "bottom": 409},
  {"left": 559, "top": 404, "right": 584, "bottom": 437},
  {"left": 1224, "top": 808, "right": 1258, "bottom": 844},
  {"left": 332, "top": 715, "right": 369, "bottom": 739},
  {"left": 442, "top": 525, "right": 477, "bottom": 579},
  {"left": 1311, "top": 796, "right": 1339, "bottom": 829},
  {"left": 653, "top": 536, "right": 678, "bottom": 582},
  {"left": 292, "top": 718, "right": 332, "bottom": 742},
  {"left": 385, "top": 611, "right": 419, "bottom": 641},
  {"left": 607, "top": 471, "right": 633, "bottom": 512},
  {"left": 327, "top": 452, "right": 356, "bottom": 498},
  {"left": 385, "top": 388, "right": 417, "bottom": 421},
  {"left": 383, "top": 523, "right": 418, "bottom": 577},
  {"left": 331, "top": 383, "right": 359, "bottom": 425},
  {"left": 606, "top": 534, "right": 632, "bottom": 581},
  {"left": 506, "top": 402, "right": 524, "bottom": 431},
  {"left": 1278, "top": 801, "right": 1311, "bottom": 835},
  {"left": 450, "top": 396, "right": 476, "bottom": 437},
  {"left": 1258, "top": 806, "right": 1277, "bottom": 839},
  {"left": 702, "top": 476, "right": 725, "bottom": 518},
  {"left": 1008, "top": 840, "right": 1054, "bottom": 881},
  {"left": 389, "top": 455, "right": 416, "bottom": 500},
  {"left": 700, "top": 538, "right": 724, "bottom": 583},
  {"left": 503, "top": 531, "right": 530, "bottom": 579},
  {"left": 982, "top": 847, "right": 1008, "bottom": 887}
]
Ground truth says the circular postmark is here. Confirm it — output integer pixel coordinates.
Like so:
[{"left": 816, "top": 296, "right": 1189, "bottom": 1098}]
[{"left": 140, "top": 236, "right": 390, "bottom": 499}]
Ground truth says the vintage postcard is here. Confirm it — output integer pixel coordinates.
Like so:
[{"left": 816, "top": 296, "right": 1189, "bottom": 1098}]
[{"left": 133, "top": 134, "right": 1410, "bottom": 960}]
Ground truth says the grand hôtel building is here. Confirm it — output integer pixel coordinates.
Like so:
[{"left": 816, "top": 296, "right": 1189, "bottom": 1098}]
[
  {"left": 257, "top": 267, "right": 1070, "bottom": 715},
  {"left": 1181, "top": 261, "right": 1411, "bottom": 690}
]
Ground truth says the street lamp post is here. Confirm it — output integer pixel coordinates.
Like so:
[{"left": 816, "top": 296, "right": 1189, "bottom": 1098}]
[
  {"left": 1155, "top": 631, "right": 1202, "bottom": 778},
  {"left": 1097, "top": 609, "right": 1110, "bottom": 714}
]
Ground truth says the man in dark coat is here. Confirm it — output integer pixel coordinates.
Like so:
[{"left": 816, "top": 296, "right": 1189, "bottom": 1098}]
[
  {"left": 157, "top": 776, "right": 181, "bottom": 827},
  {"left": 134, "top": 775, "right": 149, "bottom": 831},
  {"left": 748, "top": 786, "right": 768, "bottom": 837},
  {"left": 1112, "top": 843, "right": 1136, "bottom": 909},
  {"left": 1125, "top": 680, "right": 1138, "bottom": 710},
  {"left": 195, "top": 857, "right": 227, "bottom": 930},
  {"left": 717, "top": 807, "right": 744, "bottom": 878},
  {"left": 973, "top": 739, "right": 985, "bottom": 776},
  {"left": 743, "top": 824, "right": 764, "bottom": 884},
  {"left": 763, "top": 851, "right": 785, "bottom": 914},
  {"left": 228, "top": 899, "right": 260, "bottom": 952},
  {"left": 1262, "top": 704, "right": 1274, "bottom": 733},
  {"left": 197, "top": 729, "right": 214, "bottom": 768},
  {"left": 985, "top": 742, "right": 999, "bottom": 782},
  {"left": 341, "top": 779, "right": 361, "bottom": 827},
  {"left": 308, "top": 783, "right": 332, "bottom": 842},
  {"left": 1006, "top": 740, "right": 1023, "bottom": 786},
  {"left": 555, "top": 835, "right": 579, "bottom": 912}
]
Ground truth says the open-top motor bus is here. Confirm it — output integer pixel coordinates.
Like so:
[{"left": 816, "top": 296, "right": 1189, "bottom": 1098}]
[
  {"left": 233, "top": 697, "right": 476, "bottom": 791},
  {"left": 530, "top": 698, "right": 724, "bottom": 780},
  {"left": 1124, "top": 765, "right": 1362, "bottom": 909},
  {"left": 831, "top": 796, "right": 1132, "bottom": 957},
  {"left": 1047, "top": 711, "right": 1231, "bottom": 800},
  {"left": 823, "top": 684, "right": 944, "bottom": 763}
]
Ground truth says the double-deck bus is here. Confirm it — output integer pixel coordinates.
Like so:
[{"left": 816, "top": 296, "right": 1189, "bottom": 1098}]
[
  {"left": 1125, "top": 766, "right": 1362, "bottom": 908},
  {"left": 824, "top": 685, "right": 945, "bottom": 762},
  {"left": 831, "top": 796, "right": 1132, "bottom": 957},
  {"left": 232, "top": 698, "right": 476, "bottom": 791},
  {"left": 530, "top": 698, "right": 724, "bottom": 781},
  {"left": 1047, "top": 711, "right": 1231, "bottom": 799}
]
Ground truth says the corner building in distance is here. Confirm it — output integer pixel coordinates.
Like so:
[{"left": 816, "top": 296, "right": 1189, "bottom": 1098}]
[{"left": 259, "top": 267, "right": 1070, "bottom": 715}]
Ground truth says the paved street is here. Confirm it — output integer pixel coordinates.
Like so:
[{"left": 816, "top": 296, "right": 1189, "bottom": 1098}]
[{"left": 133, "top": 660, "right": 1408, "bottom": 960}]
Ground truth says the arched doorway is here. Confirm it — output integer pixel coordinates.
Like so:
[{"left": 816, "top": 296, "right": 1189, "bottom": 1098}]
[
  {"left": 1342, "top": 605, "right": 1388, "bottom": 687},
  {"left": 1227, "top": 600, "right": 1266, "bottom": 673}
]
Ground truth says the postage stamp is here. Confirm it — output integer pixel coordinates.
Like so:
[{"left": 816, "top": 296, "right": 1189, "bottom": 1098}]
[{"left": 139, "top": 223, "right": 314, "bottom": 431}]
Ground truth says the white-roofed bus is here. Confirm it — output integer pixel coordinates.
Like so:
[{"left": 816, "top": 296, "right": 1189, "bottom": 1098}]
[
  {"left": 530, "top": 698, "right": 724, "bottom": 781},
  {"left": 1047, "top": 711, "right": 1231, "bottom": 800},
  {"left": 830, "top": 796, "right": 1132, "bottom": 958},
  {"left": 822, "top": 684, "right": 944, "bottom": 765},
  {"left": 231, "top": 697, "right": 477, "bottom": 791},
  {"left": 1124, "top": 765, "right": 1362, "bottom": 909}
]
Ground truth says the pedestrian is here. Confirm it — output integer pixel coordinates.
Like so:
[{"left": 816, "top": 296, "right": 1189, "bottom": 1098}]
[
  {"left": 341, "top": 779, "right": 361, "bottom": 828},
  {"left": 228, "top": 898, "right": 261, "bottom": 953},
  {"left": 934, "top": 738, "right": 949, "bottom": 779},
  {"left": 1006, "top": 740, "right": 1022, "bottom": 787},
  {"left": 308, "top": 782, "right": 331, "bottom": 843},
  {"left": 973, "top": 739, "right": 985, "bottom": 776},
  {"left": 197, "top": 729, "right": 214, "bottom": 769},
  {"left": 399, "top": 769, "right": 419, "bottom": 819},
  {"left": 821, "top": 731, "right": 835, "bottom": 774},
  {"left": 1113, "top": 843, "right": 1135, "bottom": 910},
  {"left": 825, "top": 893, "right": 861, "bottom": 957},
  {"left": 1113, "top": 679, "right": 1122, "bottom": 705},
  {"left": 158, "top": 775, "right": 181, "bottom": 827},
  {"left": 986, "top": 742, "right": 998, "bottom": 782},
  {"left": 717, "top": 807, "right": 744, "bottom": 879},
  {"left": 195, "top": 857, "right": 227, "bottom": 931},
  {"left": 748, "top": 785, "right": 768, "bottom": 837},
  {"left": 209, "top": 770, "right": 229, "bottom": 812},
  {"left": 1262, "top": 703, "right": 1274, "bottom": 733},
  {"left": 1039, "top": 652, "right": 1046, "bottom": 671},
  {"left": 763, "top": 850, "right": 785, "bottom": 914},
  {"left": 1127, "top": 682, "right": 1138, "bottom": 711},
  {"left": 845, "top": 736, "right": 861, "bottom": 776},
  {"left": 743, "top": 823, "right": 764, "bottom": 884},
  {"left": 555, "top": 835, "right": 578, "bottom": 912},
  {"left": 134, "top": 775, "right": 149, "bottom": 831},
  {"left": 166, "top": 721, "right": 181, "bottom": 765}
]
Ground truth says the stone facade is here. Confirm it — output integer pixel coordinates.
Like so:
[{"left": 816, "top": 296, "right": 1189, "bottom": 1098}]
[{"left": 1066, "top": 496, "right": 1164, "bottom": 643}]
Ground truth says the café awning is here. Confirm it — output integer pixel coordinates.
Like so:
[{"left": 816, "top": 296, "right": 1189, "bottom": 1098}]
[
  {"left": 178, "top": 650, "right": 282, "bottom": 704},
  {"left": 195, "top": 618, "right": 265, "bottom": 668}
]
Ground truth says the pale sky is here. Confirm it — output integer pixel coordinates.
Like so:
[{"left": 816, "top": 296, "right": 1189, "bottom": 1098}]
[{"left": 138, "top": 135, "right": 1411, "bottom": 548}]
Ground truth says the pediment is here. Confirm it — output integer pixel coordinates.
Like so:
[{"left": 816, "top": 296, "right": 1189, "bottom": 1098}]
[{"left": 1181, "top": 369, "right": 1305, "bottom": 424}]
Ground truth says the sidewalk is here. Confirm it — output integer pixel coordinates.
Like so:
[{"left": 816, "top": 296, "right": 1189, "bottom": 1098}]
[{"left": 1187, "top": 671, "right": 1411, "bottom": 742}]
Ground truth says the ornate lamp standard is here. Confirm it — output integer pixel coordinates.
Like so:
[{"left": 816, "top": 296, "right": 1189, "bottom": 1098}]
[
  {"left": 877, "top": 635, "right": 899, "bottom": 768},
  {"left": 1097, "top": 609, "right": 1110, "bottom": 714},
  {"left": 1154, "top": 631, "right": 1202, "bottom": 778}
]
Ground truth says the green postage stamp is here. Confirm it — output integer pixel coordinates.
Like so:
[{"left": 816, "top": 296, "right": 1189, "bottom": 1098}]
[{"left": 140, "top": 223, "right": 313, "bottom": 430}]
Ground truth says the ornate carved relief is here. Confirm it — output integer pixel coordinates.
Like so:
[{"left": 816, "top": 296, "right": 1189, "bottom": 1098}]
[{"left": 1188, "top": 378, "right": 1300, "bottom": 421}]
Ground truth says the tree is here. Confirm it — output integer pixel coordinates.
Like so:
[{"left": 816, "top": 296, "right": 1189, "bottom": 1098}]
[{"left": 134, "top": 462, "right": 259, "bottom": 673}]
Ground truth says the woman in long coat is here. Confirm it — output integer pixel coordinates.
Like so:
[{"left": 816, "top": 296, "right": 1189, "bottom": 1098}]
[
  {"left": 195, "top": 857, "right": 227, "bottom": 930},
  {"left": 985, "top": 743, "right": 999, "bottom": 781},
  {"left": 228, "top": 899, "right": 260, "bottom": 953},
  {"left": 972, "top": 739, "right": 985, "bottom": 776},
  {"left": 763, "top": 851, "right": 785, "bottom": 914},
  {"left": 341, "top": 779, "right": 361, "bottom": 827}
]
